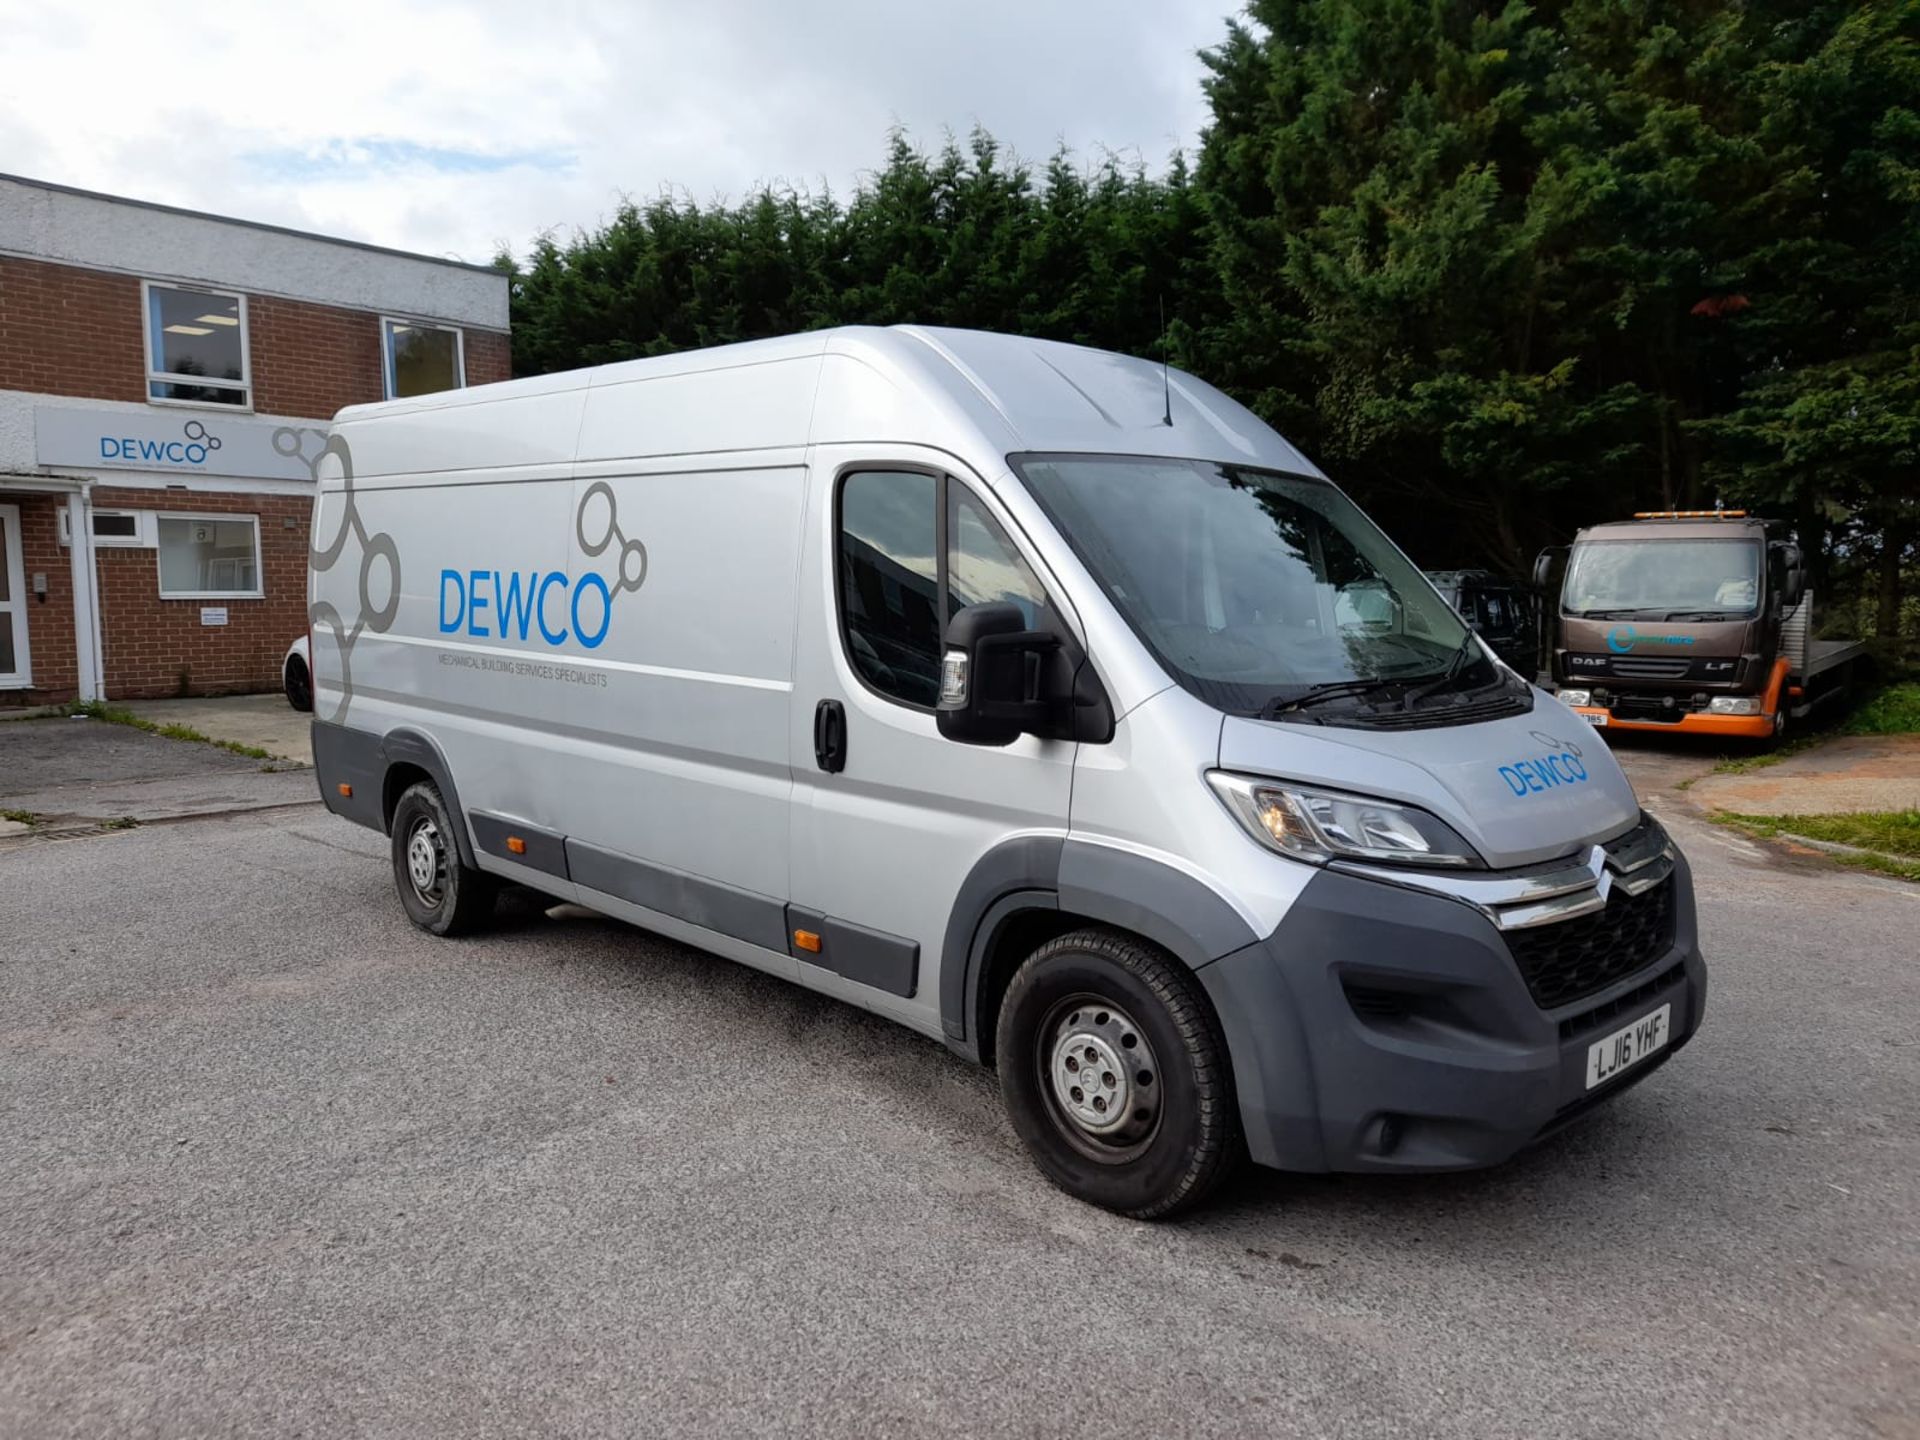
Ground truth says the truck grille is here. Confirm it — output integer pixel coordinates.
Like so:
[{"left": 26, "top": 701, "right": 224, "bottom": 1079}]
[
  {"left": 1610, "top": 657, "right": 1693, "bottom": 679},
  {"left": 1503, "top": 877, "right": 1676, "bottom": 1010},
  {"left": 1609, "top": 694, "right": 1694, "bottom": 724}
]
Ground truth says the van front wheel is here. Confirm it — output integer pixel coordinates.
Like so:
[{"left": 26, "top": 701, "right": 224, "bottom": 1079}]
[
  {"left": 390, "top": 781, "right": 497, "bottom": 936},
  {"left": 996, "top": 928, "right": 1242, "bottom": 1219}
]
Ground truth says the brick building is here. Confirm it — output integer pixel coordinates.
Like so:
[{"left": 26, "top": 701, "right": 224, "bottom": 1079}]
[{"left": 0, "top": 174, "right": 510, "bottom": 707}]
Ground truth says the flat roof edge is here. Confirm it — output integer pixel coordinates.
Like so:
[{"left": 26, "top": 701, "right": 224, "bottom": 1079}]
[{"left": 0, "top": 173, "right": 505, "bottom": 277}]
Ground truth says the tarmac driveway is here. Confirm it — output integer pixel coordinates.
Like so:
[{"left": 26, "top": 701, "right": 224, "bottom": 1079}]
[
  {"left": 0, "top": 716, "right": 315, "bottom": 831},
  {"left": 0, "top": 779, "right": 1915, "bottom": 1436}
]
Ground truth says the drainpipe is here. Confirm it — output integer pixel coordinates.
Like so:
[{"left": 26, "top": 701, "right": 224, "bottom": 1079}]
[{"left": 64, "top": 484, "right": 103, "bottom": 702}]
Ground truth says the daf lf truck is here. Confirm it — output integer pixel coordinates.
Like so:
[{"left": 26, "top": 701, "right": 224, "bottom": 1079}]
[
  {"left": 1535, "top": 511, "right": 1864, "bottom": 739},
  {"left": 307, "top": 326, "right": 1707, "bottom": 1217}
]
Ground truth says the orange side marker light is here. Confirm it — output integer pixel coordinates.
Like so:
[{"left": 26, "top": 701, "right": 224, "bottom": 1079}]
[
  {"left": 506, "top": 836, "right": 527, "bottom": 855},
  {"left": 337, "top": 783, "right": 352, "bottom": 797},
  {"left": 793, "top": 930, "right": 822, "bottom": 954}
]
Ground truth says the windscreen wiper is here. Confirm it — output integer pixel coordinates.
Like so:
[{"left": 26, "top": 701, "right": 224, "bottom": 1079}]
[
  {"left": 1402, "top": 628, "right": 1480, "bottom": 706},
  {"left": 1572, "top": 607, "right": 1659, "bottom": 619},
  {"left": 1661, "top": 609, "right": 1744, "bottom": 621},
  {"left": 1258, "top": 678, "right": 1402, "bottom": 719}
]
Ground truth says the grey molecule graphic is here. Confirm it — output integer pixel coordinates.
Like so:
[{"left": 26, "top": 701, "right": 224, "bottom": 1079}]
[
  {"left": 182, "top": 420, "right": 222, "bottom": 452},
  {"left": 275, "top": 426, "right": 398, "bottom": 724},
  {"left": 275, "top": 431, "right": 650, "bottom": 717},
  {"left": 575, "top": 480, "right": 649, "bottom": 596}
]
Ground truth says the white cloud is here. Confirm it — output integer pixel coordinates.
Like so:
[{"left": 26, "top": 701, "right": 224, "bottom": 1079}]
[{"left": 0, "top": 0, "right": 1231, "bottom": 263}]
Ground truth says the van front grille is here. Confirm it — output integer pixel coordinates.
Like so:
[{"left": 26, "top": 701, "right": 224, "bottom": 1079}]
[
  {"left": 1557, "top": 960, "right": 1687, "bottom": 1040},
  {"left": 1503, "top": 878, "right": 1676, "bottom": 1010}
]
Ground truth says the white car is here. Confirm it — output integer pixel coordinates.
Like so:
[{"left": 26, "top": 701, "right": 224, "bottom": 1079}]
[{"left": 282, "top": 634, "right": 311, "bottom": 712}]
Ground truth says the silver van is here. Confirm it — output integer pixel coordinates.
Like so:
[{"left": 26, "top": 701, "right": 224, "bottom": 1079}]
[{"left": 307, "top": 326, "right": 1706, "bottom": 1217}]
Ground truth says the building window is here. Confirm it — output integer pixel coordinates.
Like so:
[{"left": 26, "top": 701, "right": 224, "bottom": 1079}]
[
  {"left": 145, "top": 283, "right": 250, "bottom": 408},
  {"left": 156, "top": 514, "right": 262, "bottom": 599},
  {"left": 383, "top": 318, "right": 465, "bottom": 399},
  {"left": 58, "top": 509, "right": 157, "bottom": 548}
]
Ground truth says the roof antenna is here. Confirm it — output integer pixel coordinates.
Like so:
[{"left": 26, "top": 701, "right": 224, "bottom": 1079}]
[{"left": 1158, "top": 296, "right": 1174, "bottom": 427}]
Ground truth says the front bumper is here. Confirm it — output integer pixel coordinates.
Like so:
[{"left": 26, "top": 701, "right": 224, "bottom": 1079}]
[
  {"left": 1197, "top": 849, "right": 1707, "bottom": 1174},
  {"left": 1572, "top": 705, "right": 1773, "bottom": 738}
]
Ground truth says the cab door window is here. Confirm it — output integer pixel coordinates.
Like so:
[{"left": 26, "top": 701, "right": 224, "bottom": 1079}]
[
  {"left": 837, "top": 470, "right": 1056, "bottom": 710},
  {"left": 838, "top": 470, "right": 942, "bottom": 708},
  {"left": 947, "top": 485, "right": 1053, "bottom": 631}
]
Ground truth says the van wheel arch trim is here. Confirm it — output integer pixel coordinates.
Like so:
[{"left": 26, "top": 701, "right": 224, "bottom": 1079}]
[
  {"left": 940, "top": 835, "right": 1260, "bottom": 1057},
  {"left": 378, "top": 729, "right": 478, "bottom": 870}
]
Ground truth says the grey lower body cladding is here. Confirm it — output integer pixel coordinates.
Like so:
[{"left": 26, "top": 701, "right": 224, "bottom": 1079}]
[
  {"left": 1199, "top": 852, "right": 1706, "bottom": 1173},
  {"left": 310, "top": 718, "right": 918, "bottom": 998}
]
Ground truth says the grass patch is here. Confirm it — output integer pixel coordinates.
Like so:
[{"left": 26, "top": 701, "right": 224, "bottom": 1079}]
[
  {"left": 67, "top": 700, "right": 274, "bottom": 761},
  {"left": 100, "top": 816, "right": 141, "bottom": 831},
  {"left": 1830, "top": 851, "right": 1920, "bottom": 882},
  {"left": 1846, "top": 681, "right": 1920, "bottom": 736},
  {"left": 1721, "top": 808, "right": 1920, "bottom": 857},
  {"left": 1, "top": 808, "right": 39, "bottom": 826},
  {"left": 1716, "top": 809, "right": 1920, "bottom": 883}
]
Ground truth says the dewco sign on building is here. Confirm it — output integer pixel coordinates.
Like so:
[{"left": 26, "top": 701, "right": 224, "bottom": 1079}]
[{"left": 34, "top": 405, "right": 319, "bottom": 483}]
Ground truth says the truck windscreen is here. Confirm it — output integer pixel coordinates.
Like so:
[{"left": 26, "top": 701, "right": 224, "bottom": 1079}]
[
  {"left": 1563, "top": 539, "right": 1761, "bottom": 619},
  {"left": 1011, "top": 453, "right": 1480, "bottom": 715}
]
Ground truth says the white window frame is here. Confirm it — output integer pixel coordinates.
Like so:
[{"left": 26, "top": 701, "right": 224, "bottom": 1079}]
[
  {"left": 155, "top": 511, "right": 264, "bottom": 601},
  {"left": 381, "top": 316, "right": 466, "bottom": 401},
  {"left": 142, "top": 280, "right": 253, "bottom": 412},
  {"left": 59, "top": 508, "right": 157, "bottom": 549}
]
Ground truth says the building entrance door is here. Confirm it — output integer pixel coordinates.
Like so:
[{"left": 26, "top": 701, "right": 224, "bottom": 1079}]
[{"left": 0, "top": 504, "right": 31, "bottom": 688}]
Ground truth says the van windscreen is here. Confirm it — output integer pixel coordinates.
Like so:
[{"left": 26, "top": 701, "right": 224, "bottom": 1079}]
[{"left": 1011, "top": 453, "right": 1481, "bottom": 716}]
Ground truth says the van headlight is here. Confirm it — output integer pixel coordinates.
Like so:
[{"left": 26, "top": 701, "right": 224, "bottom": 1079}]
[
  {"left": 1205, "top": 772, "right": 1482, "bottom": 869},
  {"left": 1706, "top": 696, "right": 1763, "bottom": 715},
  {"left": 1556, "top": 688, "right": 1592, "bottom": 708}
]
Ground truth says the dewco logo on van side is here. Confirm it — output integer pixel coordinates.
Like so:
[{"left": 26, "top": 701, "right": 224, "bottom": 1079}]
[
  {"left": 439, "top": 569, "right": 614, "bottom": 649},
  {"left": 435, "top": 484, "right": 651, "bottom": 652},
  {"left": 1498, "top": 732, "right": 1590, "bottom": 798}
]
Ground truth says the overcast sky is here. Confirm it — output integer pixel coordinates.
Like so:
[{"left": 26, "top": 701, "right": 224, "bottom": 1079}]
[{"left": 0, "top": 0, "right": 1235, "bottom": 266}]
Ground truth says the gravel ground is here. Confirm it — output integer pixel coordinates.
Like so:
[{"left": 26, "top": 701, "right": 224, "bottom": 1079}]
[
  {"left": 1687, "top": 734, "right": 1920, "bottom": 816},
  {"left": 0, "top": 781, "right": 1915, "bottom": 1437}
]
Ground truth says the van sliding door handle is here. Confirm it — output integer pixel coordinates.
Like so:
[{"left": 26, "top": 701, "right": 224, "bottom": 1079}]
[{"left": 813, "top": 699, "right": 847, "bottom": 773}]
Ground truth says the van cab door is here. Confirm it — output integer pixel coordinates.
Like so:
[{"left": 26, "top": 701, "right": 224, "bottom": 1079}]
[{"left": 788, "top": 448, "right": 1077, "bottom": 1037}]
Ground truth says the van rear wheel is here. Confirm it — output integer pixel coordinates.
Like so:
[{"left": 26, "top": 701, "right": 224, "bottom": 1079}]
[
  {"left": 391, "top": 781, "right": 497, "bottom": 936},
  {"left": 996, "top": 928, "right": 1242, "bottom": 1219}
]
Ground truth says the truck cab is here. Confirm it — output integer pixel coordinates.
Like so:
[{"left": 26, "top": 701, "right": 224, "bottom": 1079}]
[{"left": 1536, "top": 511, "right": 1859, "bottom": 738}]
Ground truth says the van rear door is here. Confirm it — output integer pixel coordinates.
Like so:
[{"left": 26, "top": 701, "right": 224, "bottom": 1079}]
[{"left": 787, "top": 450, "right": 1076, "bottom": 1032}]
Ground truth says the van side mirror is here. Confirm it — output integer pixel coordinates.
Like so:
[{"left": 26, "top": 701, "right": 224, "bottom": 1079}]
[
  {"left": 936, "top": 602, "right": 1061, "bottom": 746},
  {"left": 1531, "top": 545, "right": 1566, "bottom": 593}
]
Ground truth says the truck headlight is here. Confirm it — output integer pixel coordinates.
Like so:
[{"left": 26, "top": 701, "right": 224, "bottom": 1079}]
[
  {"left": 1707, "top": 695, "right": 1763, "bottom": 715},
  {"left": 1206, "top": 772, "right": 1482, "bottom": 869},
  {"left": 1556, "top": 688, "right": 1592, "bottom": 708}
]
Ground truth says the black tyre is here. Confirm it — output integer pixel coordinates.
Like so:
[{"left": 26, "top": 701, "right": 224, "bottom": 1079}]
[
  {"left": 284, "top": 655, "right": 312, "bottom": 713},
  {"left": 390, "top": 781, "right": 497, "bottom": 936},
  {"left": 996, "top": 927, "right": 1243, "bottom": 1219}
]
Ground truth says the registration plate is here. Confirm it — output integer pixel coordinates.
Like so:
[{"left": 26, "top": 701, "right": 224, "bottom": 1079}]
[
  {"left": 1575, "top": 708, "right": 1609, "bottom": 727},
  {"left": 1585, "top": 1004, "right": 1671, "bottom": 1090}
]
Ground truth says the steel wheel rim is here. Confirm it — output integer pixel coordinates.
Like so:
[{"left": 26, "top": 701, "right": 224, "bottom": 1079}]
[
  {"left": 1036, "top": 993, "right": 1162, "bottom": 1163},
  {"left": 405, "top": 815, "right": 447, "bottom": 906}
]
